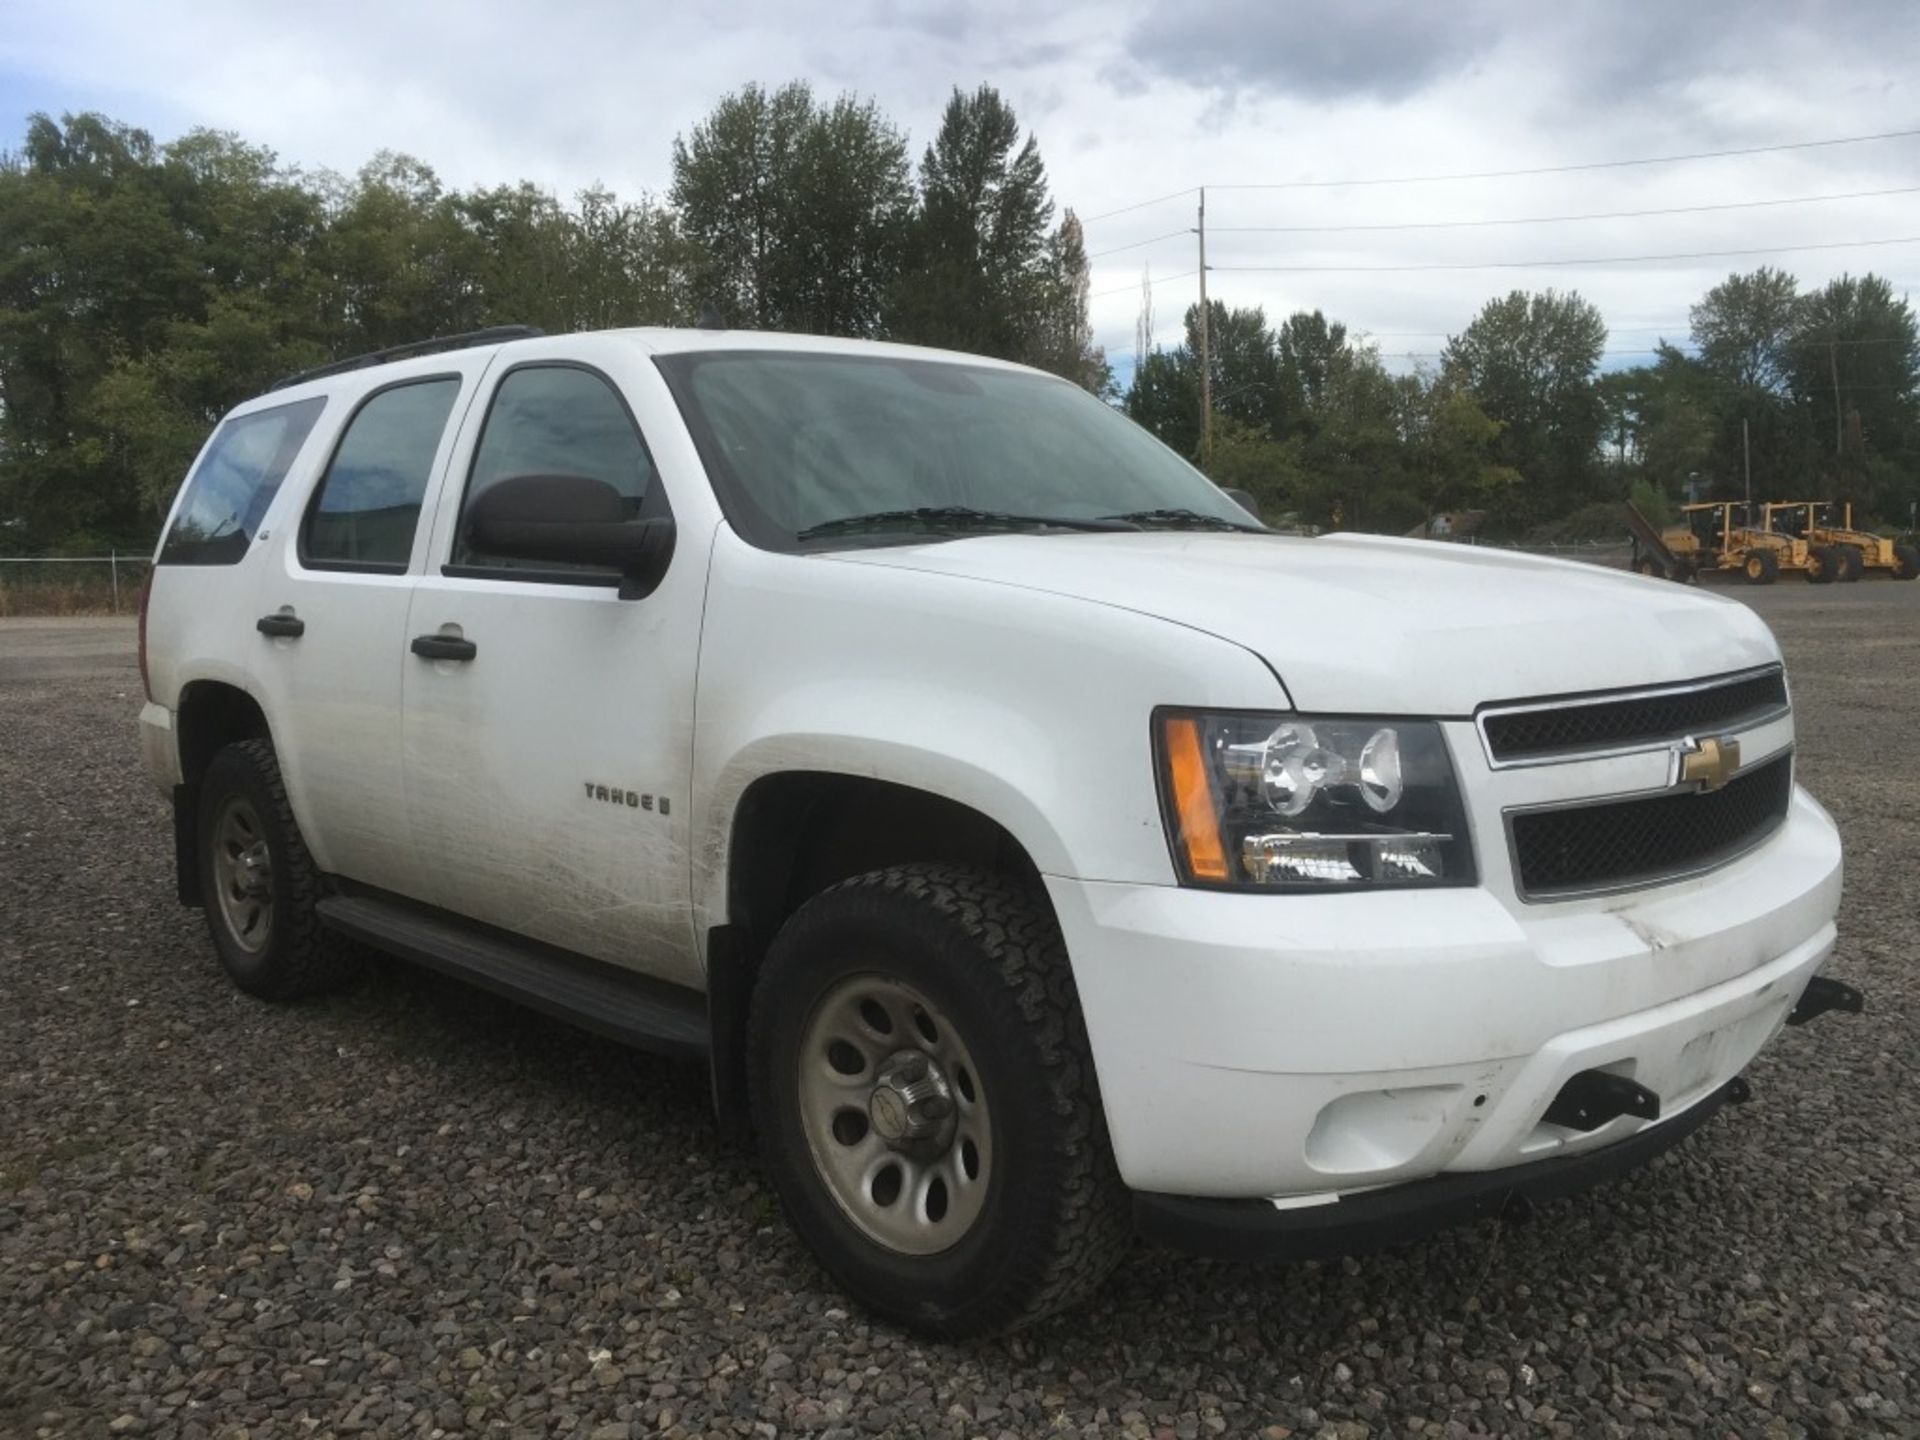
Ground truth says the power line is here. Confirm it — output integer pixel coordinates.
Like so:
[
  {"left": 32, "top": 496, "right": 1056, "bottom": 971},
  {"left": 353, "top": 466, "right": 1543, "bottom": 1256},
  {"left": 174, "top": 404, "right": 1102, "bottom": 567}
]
[
  {"left": 1207, "top": 186, "right": 1920, "bottom": 235},
  {"left": 1078, "top": 125, "right": 1920, "bottom": 226},
  {"left": 1081, "top": 189, "right": 1202, "bottom": 225},
  {"left": 1208, "top": 126, "right": 1920, "bottom": 192},
  {"left": 1088, "top": 268, "right": 1197, "bottom": 301},
  {"left": 1209, "top": 234, "right": 1920, "bottom": 273},
  {"left": 1086, "top": 228, "right": 1191, "bottom": 261}
]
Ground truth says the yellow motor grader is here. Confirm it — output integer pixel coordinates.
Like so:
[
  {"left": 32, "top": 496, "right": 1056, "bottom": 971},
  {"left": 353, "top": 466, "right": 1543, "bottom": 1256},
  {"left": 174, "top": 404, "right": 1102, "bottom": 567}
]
[
  {"left": 1766, "top": 500, "right": 1920, "bottom": 581},
  {"left": 1635, "top": 501, "right": 1817, "bottom": 585}
]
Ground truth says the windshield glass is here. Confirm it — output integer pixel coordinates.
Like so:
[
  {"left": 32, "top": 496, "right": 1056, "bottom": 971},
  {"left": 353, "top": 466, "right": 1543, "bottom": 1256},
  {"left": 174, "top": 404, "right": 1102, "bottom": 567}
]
[{"left": 656, "top": 350, "right": 1259, "bottom": 548}]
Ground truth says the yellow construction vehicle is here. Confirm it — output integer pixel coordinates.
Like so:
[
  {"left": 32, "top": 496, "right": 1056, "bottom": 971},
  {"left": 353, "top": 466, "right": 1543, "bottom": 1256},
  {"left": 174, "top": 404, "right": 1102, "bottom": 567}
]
[
  {"left": 1768, "top": 500, "right": 1920, "bottom": 581},
  {"left": 1759, "top": 503, "right": 1859, "bottom": 584},
  {"left": 1642, "top": 501, "right": 1817, "bottom": 585}
]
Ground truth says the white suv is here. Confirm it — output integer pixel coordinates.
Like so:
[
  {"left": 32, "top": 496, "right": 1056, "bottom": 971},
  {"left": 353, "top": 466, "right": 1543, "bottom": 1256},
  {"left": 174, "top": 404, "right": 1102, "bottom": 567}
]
[{"left": 138, "top": 324, "right": 1857, "bottom": 1337}]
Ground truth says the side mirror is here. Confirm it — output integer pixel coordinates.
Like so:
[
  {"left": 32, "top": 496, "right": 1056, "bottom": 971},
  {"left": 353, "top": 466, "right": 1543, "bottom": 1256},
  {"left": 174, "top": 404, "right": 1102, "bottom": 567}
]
[
  {"left": 466, "top": 474, "right": 675, "bottom": 600},
  {"left": 1222, "top": 486, "right": 1262, "bottom": 522}
]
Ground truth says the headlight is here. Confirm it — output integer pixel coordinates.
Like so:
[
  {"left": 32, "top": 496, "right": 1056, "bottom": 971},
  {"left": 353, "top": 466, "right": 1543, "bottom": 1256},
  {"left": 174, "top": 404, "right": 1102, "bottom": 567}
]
[{"left": 1154, "top": 710, "right": 1475, "bottom": 890}]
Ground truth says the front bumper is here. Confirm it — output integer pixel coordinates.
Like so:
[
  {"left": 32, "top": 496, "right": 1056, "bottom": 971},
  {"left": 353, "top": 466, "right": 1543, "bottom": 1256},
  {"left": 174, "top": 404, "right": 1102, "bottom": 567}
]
[
  {"left": 1133, "top": 1076, "right": 1739, "bottom": 1261},
  {"left": 1047, "top": 785, "right": 1844, "bottom": 1201}
]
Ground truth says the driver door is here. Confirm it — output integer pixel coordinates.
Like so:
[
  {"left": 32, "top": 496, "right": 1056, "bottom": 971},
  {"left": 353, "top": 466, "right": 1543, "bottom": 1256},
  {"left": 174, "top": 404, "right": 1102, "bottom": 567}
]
[{"left": 400, "top": 351, "right": 707, "bottom": 988}]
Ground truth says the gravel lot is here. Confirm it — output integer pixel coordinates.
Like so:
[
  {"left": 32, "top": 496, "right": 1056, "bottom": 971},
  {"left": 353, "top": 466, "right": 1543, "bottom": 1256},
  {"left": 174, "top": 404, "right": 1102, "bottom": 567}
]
[{"left": 2, "top": 587, "right": 1915, "bottom": 1440}]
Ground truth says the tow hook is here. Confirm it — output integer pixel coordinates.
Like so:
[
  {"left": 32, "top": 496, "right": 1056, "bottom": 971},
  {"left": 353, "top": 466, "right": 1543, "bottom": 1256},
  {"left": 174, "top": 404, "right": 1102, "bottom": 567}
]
[
  {"left": 1786, "top": 975, "right": 1866, "bottom": 1027},
  {"left": 1543, "top": 1070, "right": 1662, "bottom": 1133}
]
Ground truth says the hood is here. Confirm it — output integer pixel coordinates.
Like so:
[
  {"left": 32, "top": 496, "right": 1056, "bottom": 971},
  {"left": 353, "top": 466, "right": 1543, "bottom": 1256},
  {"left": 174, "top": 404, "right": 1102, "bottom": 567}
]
[{"left": 828, "top": 531, "right": 1781, "bottom": 714}]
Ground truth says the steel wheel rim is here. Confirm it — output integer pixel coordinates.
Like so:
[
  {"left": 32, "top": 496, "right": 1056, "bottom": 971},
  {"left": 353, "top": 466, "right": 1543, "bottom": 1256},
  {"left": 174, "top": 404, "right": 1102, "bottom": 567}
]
[
  {"left": 212, "top": 796, "right": 274, "bottom": 954},
  {"left": 795, "top": 973, "right": 993, "bottom": 1256}
]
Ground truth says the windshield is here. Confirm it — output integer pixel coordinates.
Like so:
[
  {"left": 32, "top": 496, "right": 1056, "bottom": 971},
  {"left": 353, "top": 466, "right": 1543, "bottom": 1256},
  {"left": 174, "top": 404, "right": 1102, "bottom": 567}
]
[{"left": 655, "top": 349, "right": 1260, "bottom": 549}]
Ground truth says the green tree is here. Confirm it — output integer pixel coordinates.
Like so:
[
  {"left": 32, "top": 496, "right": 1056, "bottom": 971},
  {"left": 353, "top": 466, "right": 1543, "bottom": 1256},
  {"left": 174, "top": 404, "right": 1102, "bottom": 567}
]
[
  {"left": 1688, "top": 268, "right": 1816, "bottom": 504},
  {"left": 1442, "top": 288, "right": 1607, "bottom": 527},
  {"left": 1399, "top": 379, "right": 1518, "bottom": 523},
  {"left": 1786, "top": 273, "right": 1919, "bottom": 514},
  {"left": 1025, "top": 211, "right": 1110, "bottom": 392},
  {"left": 671, "top": 83, "right": 910, "bottom": 335},
  {"left": 889, "top": 85, "right": 1053, "bottom": 360}
]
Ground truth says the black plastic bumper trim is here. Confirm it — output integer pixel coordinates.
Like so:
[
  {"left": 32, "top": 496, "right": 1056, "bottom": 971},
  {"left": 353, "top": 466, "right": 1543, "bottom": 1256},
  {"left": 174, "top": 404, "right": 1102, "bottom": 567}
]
[
  {"left": 1786, "top": 974, "right": 1864, "bottom": 1026},
  {"left": 1132, "top": 1079, "right": 1735, "bottom": 1263}
]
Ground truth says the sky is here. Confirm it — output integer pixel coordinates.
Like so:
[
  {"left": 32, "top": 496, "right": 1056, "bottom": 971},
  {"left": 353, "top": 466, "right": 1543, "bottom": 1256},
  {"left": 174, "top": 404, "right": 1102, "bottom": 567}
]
[{"left": 3, "top": 0, "right": 1916, "bottom": 387}]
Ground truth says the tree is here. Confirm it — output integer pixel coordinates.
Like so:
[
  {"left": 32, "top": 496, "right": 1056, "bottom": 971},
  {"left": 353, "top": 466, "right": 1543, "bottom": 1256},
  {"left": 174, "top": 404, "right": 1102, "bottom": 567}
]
[
  {"left": 671, "top": 83, "right": 910, "bottom": 335},
  {"left": 888, "top": 85, "right": 1053, "bottom": 360},
  {"left": 1025, "top": 211, "right": 1110, "bottom": 393},
  {"left": 1688, "top": 268, "right": 1816, "bottom": 505},
  {"left": 1124, "top": 348, "right": 1201, "bottom": 457},
  {"left": 1399, "top": 379, "right": 1518, "bottom": 523},
  {"left": 1442, "top": 289, "right": 1607, "bottom": 527},
  {"left": 1786, "top": 273, "right": 1919, "bottom": 512},
  {"left": 1691, "top": 266, "right": 1800, "bottom": 393}
]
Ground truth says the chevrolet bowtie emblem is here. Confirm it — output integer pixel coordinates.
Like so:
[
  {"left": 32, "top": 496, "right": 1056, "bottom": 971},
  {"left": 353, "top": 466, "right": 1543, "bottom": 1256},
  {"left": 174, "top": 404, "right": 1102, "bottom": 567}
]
[{"left": 1677, "top": 735, "right": 1741, "bottom": 791}]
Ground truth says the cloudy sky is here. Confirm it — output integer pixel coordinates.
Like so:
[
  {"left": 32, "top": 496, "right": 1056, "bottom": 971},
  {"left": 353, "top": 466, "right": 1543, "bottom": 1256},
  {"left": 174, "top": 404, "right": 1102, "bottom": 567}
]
[{"left": 3, "top": 0, "right": 1916, "bottom": 380}]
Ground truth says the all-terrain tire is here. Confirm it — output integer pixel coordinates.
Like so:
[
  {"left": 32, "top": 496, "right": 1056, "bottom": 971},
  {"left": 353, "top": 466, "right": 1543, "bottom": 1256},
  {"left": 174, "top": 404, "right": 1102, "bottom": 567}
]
[
  {"left": 747, "top": 863, "right": 1131, "bottom": 1338},
  {"left": 1891, "top": 543, "right": 1919, "bottom": 580},
  {"left": 197, "top": 738, "right": 360, "bottom": 1000},
  {"left": 1743, "top": 550, "right": 1779, "bottom": 585},
  {"left": 1807, "top": 545, "right": 1839, "bottom": 584},
  {"left": 1837, "top": 544, "right": 1865, "bottom": 582}
]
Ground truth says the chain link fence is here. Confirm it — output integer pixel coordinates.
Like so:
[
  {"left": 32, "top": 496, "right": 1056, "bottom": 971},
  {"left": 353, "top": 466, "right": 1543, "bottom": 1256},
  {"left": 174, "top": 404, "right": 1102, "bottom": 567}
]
[{"left": 0, "top": 552, "right": 155, "bottom": 617}]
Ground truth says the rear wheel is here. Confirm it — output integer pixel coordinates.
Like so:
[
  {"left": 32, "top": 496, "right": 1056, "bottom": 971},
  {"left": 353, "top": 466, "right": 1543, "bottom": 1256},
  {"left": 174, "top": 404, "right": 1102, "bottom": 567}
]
[
  {"left": 747, "top": 864, "right": 1129, "bottom": 1337},
  {"left": 197, "top": 739, "right": 359, "bottom": 1000},
  {"left": 1893, "top": 543, "right": 1920, "bottom": 580},
  {"left": 1743, "top": 550, "right": 1779, "bottom": 585},
  {"left": 1806, "top": 546, "right": 1839, "bottom": 584},
  {"left": 1837, "top": 544, "right": 1865, "bottom": 582}
]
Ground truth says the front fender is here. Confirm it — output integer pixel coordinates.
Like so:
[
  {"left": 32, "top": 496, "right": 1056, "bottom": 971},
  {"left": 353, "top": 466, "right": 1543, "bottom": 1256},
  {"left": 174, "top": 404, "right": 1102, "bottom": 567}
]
[{"left": 688, "top": 531, "right": 1286, "bottom": 938}]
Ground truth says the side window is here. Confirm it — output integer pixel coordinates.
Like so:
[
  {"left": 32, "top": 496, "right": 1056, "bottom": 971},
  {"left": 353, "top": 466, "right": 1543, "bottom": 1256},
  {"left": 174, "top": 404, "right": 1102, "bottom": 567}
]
[
  {"left": 159, "top": 397, "right": 327, "bottom": 565},
  {"left": 453, "top": 365, "right": 661, "bottom": 573},
  {"left": 301, "top": 377, "right": 461, "bottom": 572}
]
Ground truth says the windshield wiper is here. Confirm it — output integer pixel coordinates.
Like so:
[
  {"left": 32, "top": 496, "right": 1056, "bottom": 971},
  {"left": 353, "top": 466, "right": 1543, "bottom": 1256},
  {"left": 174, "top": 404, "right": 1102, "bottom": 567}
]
[
  {"left": 797, "top": 506, "right": 1139, "bottom": 541},
  {"left": 1101, "top": 507, "right": 1263, "bottom": 532}
]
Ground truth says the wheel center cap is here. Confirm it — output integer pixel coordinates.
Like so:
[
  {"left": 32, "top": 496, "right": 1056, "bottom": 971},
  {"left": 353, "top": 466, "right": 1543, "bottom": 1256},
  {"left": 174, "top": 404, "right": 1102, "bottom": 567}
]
[
  {"left": 236, "top": 846, "right": 271, "bottom": 897},
  {"left": 869, "top": 1086, "right": 909, "bottom": 1141},
  {"left": 867, "top": 1050, "right": 957, "bottom": 1155}
]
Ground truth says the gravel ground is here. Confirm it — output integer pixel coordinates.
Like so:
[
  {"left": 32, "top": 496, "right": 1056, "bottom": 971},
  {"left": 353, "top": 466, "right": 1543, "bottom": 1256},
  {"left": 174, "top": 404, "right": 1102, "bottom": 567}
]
[{"left": 1, "top": 591, "right": 1915, "bottom": 1440}]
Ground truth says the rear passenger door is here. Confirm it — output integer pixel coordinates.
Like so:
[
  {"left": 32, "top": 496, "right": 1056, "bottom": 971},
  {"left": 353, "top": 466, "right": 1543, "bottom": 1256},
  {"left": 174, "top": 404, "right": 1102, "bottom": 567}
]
[
  {"left": 250, "top": 369, "right": 479, "bottom": 901},
  {"left": 400, "top": 352, "right": 706, "bottom": 988}
]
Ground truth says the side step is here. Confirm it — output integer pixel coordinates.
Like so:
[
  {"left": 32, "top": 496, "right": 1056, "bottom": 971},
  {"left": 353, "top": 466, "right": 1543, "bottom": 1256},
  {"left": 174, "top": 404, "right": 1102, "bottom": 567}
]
[{"left": 317, "top": 893, "right": 709, "bottom": 1058}]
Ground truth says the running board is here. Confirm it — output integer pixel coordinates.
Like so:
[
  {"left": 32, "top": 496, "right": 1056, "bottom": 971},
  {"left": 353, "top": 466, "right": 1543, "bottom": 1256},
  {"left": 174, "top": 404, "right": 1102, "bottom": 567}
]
[{"left": 316, "top": 893, "right": 709, "bottom": 1058}]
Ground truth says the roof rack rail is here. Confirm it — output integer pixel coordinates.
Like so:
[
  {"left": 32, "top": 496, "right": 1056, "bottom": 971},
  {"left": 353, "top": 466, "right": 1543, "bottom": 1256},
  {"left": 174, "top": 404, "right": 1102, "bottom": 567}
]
[{"left": 269, "top": 325, "right": 544, "bottom": 392}]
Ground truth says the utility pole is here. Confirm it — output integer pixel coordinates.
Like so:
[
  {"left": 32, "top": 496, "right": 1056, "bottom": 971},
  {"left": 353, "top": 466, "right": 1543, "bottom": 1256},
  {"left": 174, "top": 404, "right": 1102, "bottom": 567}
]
[
  {"left": 1742, "top": 416, "right": 1752, "bottom": 508},
  {"left": 1196, "top": 187, "right": 1211, "bottom": 465},
  {"left": 1829, "top": 338, "right": 1843, "bottom": 454}
]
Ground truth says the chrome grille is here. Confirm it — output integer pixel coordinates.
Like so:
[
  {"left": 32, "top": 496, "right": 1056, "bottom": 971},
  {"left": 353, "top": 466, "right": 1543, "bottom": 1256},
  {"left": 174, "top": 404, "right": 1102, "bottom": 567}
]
[
  {"left": 1480, "top": 668, "right": 1788, "bottom": 765},
  {"left": 1509, "top": 753, "right": 1794, "bottom": 899}
]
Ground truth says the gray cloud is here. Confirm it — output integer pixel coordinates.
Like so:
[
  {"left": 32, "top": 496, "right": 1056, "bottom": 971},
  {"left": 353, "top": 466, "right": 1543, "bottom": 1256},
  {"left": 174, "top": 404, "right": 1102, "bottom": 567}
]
[
  {"left": 1118, "top": 0, "right": 1917, "bottom": 113},
  {"left": 1122, "top": 0, "right": 1497, "bottom": 102}
]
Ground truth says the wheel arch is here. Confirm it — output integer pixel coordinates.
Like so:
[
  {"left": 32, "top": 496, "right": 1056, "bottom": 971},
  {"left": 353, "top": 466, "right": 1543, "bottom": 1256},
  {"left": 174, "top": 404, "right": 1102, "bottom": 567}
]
[
  {"left": 171, "top": 679, "right": 274, "bottom": 905},
  {"left": 704, "top": 768, "right": 1053, "bottom": 1129}
]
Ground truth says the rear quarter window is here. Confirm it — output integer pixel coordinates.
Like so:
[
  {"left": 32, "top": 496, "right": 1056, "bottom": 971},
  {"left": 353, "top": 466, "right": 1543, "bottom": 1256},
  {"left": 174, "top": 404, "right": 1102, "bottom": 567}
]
[{"left": 158, "top": 397, "right": 328, "bottom": 565}]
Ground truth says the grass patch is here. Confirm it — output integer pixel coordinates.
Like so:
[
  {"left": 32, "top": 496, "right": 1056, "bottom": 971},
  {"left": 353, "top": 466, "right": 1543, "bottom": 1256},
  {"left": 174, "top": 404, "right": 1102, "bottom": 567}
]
[{"left": 0, "top": 567, "right": 148, "bottom": 617}]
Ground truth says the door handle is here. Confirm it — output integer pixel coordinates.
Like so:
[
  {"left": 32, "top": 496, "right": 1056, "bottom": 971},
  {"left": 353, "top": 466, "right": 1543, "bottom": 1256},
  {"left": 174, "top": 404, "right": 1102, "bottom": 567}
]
[
  {"left": 256, "top": 612, "right": 305, "bottom": 638},
  {"left": 411, "top": 634, "right": 477, "bottom": 662}
]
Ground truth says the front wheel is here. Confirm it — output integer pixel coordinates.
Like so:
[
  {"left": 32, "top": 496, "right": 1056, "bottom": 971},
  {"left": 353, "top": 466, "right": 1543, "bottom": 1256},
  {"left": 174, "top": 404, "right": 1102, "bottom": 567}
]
[
  {"left": 1807, "top": 546, "right": 1839, "bottom": 584},
  {"left": 1744, "top": 550, "right": 1779, "bottom": 585},
  {"left": 1837, "top": 544, "right": 1865, "bottom": 581},
  {"left": 747, "top": 864, "right": 1129, "bottom": 1338},
  {"left": 1893, "top": 543, "right": 1920, "bottom": 580}
]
